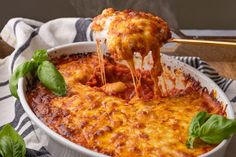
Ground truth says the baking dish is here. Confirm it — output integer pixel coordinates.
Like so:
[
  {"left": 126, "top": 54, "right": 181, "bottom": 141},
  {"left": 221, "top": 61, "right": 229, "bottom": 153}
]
[{"left": 17, "top": 42, "right": 234, "bottom": 157}]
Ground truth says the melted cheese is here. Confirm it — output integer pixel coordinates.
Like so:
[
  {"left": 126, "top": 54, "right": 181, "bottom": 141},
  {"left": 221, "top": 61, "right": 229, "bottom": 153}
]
[
  {"left": 92, "top": 8, "right": 171, "bottom": 59},
  {"left": 96, "top": 40, "right": 106, "bottom": 85},
  {"left": 92, "top": 8, "right": 171, "bottom": 98},
  {"left": 27, "top": 54, "right": 225, "bottom": 157}
]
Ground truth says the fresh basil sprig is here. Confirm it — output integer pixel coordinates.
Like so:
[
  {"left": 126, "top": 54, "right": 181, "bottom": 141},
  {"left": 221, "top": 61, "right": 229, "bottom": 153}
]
[
  {"left": 186, "top": 111, "right": 236, "bottom": 149},
  {"left": 9, "top": 50, "right": 67, "bottom": 98},
  {"left": 0, "top": 124, "right": 26, "bottom": 157}
]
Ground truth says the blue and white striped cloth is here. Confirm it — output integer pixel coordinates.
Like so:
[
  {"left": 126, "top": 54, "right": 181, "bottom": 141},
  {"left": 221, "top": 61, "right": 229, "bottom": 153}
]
[{"left": 0, "top": 18, "right": 236, "bottom": 157}]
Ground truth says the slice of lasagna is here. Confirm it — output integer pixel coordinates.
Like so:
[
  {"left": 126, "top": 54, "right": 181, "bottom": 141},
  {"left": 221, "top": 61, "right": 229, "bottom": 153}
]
[{"left": 91, "top": 8, "right": 171, "bottom": 97}]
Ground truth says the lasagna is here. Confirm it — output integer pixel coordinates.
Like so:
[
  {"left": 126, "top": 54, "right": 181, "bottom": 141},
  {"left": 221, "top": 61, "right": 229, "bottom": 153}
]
[
  {"left": 27, "top": 54, "right": 225, "bottom": 157},
  {"left": 92, "top": 8, "right": 171, "bottom": 97}
]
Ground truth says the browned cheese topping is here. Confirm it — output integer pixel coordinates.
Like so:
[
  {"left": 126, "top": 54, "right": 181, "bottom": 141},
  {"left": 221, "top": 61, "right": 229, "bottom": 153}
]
[{"left": 27, "top": 54, "right": 225, "bottom": 157}]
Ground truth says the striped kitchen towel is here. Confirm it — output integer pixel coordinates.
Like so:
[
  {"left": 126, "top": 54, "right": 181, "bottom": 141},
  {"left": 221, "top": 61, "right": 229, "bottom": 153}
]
[{"left": 0, "top": 18, "right": 236, "bottom": 157}]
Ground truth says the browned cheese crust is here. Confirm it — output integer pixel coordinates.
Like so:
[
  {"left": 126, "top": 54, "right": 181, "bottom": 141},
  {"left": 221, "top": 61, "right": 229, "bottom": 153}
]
[
  {"left": 27, "top": 54, "right": 225, "bottom": 157},
  {"left": 92, "top": 8, "right": 171, "bottom": 60}
]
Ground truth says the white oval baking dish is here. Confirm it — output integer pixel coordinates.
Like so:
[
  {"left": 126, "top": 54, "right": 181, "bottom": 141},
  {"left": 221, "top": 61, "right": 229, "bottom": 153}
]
[{"left": 18, "top": 42, "right": 234, "bottom": 157}]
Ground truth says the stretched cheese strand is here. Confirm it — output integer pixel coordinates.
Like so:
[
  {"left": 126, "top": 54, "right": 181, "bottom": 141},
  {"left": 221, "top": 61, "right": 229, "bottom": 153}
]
[
  {"left": 96, "top": 39, "right": 106, "bottom": 85},
  {"left": 93, "top": 16, "right": 114, "bottom": 85},
  {"left": 151, "top": 48, "right": 162, "bottom": 97},
  {"left": 127, "top": 59, "right": 139, "bottom": 98}
]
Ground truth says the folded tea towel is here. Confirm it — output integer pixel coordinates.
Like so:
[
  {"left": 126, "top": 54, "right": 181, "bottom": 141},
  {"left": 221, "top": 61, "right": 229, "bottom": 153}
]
[{"left": 0, "top": 18, "right": 236, "bottom": 157}]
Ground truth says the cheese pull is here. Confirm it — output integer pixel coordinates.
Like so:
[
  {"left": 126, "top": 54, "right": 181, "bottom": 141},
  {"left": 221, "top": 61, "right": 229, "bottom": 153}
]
[{"left": 91, "top": 8, "right": 171, "bottom": 98}]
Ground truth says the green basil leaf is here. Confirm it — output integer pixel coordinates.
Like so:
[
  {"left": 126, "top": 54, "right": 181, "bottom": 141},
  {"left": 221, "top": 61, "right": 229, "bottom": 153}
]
[
  {"left": 0, "top": 124, "right": 26, "bottom": 157},
  {"left": 186, "top": 112, "right": 210, "bottom": 148},
  {"left": 187, "top": 112, "right": 236, "bottom": 149},
  {"left": 37, "top": 61, "right": 66, "bottom": 96},
  {"left": 32, "top": 49, "right": 48, "bottom": 63},
  {"left": 9, "top": 61, "right": 36, "bottom": 98},
  {"left": 189, "top": 112, "right": 210, "bottom": 136},
  {"left": 199, "top": 114, "right": 236, "bottom": 144}
]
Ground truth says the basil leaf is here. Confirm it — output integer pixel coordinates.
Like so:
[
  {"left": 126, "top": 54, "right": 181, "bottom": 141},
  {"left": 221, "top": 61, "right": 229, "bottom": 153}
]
[
  {"left": 9, "top": 61, "right": 36, "bottom": 98},
  {"left": 37, "top": 61, "right": 66, "bottom": 96},
  {"left": 189, "top": 112, "right": 210, "bottom": 136},
  {"left": 0, "top": 124, "right": 26, "bottom": 157},
  {"left": 9, "top": 49, "right": 67, "bottom": 98},
  {"left": 199, "top": 114, "right": 236, "bottom": 144},
  {"left": 186, "top": 112, "right": 210, "bottom": 148},
  {"left": 187, "top": 112, "right": 236, "bottom": 149},
  {"left": 32, "top": 50, "right": 48, "bottom": 63}
]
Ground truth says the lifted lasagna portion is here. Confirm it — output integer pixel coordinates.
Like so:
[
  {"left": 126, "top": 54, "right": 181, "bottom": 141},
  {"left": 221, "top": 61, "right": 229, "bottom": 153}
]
[
  {"left": 92, "top": 8, "right": 171, "bottom": 97},
  {"left": 92, "top": 8, "right": 171, "bottom": 61},
  {"left": 27, "top": 54, "right": 225, "bottom": 157}
]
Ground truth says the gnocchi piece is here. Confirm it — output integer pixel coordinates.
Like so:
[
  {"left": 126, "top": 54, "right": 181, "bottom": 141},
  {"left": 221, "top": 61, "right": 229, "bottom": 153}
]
[{"left": 101, "top": 81, "right": 127, "bottom": 94}]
